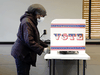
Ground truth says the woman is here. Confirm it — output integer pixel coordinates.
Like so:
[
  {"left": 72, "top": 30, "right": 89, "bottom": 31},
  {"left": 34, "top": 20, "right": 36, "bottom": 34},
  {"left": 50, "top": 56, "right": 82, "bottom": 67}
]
[{"left": 11, "top": 4, "right": 48, "bottom": 75}]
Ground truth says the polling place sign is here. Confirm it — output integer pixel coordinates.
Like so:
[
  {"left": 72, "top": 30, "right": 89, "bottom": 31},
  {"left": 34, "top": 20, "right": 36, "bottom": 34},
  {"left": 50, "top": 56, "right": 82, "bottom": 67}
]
[{"left": 50, "top": 19, "right": 86, "bottom": 51}]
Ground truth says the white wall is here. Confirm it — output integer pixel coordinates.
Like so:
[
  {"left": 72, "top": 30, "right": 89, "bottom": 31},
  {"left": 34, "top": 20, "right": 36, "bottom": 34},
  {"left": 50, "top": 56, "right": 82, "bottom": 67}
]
[{"left": 0, "top": 0, "right": 82, "bottom": 42}]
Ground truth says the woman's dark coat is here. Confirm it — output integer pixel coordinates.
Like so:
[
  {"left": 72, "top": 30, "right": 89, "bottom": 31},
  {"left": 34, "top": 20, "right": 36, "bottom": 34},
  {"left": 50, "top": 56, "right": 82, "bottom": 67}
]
[{"left": 11, "top": 12, "right": 48, "bottom": 67}]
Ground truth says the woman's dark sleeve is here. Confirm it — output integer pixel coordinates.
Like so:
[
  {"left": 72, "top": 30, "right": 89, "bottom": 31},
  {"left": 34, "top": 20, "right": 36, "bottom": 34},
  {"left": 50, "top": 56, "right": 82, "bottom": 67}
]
[
  {"left": 22, "top": 22, "right": 44, "bottom": 55},
  {"left": 39, "top": 40, "right": 48, "bottom": 48}
]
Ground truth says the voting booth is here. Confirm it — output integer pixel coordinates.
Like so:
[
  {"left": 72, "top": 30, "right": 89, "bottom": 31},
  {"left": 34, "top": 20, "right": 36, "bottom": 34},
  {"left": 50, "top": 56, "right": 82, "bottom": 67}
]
[
  {"left": 50, "top": 19, "right": 86, "bottom": 54},
  {"left": 44, "top": 19, "right": 90, "bottom": 75}
]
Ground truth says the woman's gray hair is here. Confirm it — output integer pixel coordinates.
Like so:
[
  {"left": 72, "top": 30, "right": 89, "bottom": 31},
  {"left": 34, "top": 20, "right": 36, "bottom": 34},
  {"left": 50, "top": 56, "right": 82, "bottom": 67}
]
[{"left": 27, "top": 4, "right": 46, "bottom": 16}]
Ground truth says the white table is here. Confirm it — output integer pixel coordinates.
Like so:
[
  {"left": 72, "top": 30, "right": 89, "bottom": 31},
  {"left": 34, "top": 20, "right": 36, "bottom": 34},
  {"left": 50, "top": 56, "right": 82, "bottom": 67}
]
[{"left": 44, "top": 53, "right": 90, "bottom": 75}]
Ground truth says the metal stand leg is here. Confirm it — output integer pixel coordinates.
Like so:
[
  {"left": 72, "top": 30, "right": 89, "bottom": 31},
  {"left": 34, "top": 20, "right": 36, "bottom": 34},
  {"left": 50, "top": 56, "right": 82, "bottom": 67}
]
[
  {"left": 49, "top": 59, "right": 51, "bottom": 75},
  {"left": 53, "top": 59, "right": 55, "bottom": 75},
  {"left": 77, "top": 60, "right": 79, "bottom": 75},
  {"left": 83, "top": 60, "right": 86, "bottom": 75}
]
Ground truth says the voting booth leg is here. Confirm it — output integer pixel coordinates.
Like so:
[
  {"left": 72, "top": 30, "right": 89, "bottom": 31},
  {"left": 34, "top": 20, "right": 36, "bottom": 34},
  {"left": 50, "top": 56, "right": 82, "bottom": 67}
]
[
  {"left": 83, "top": 60, "right": 86, "bottom": 75},
  {"left": 53, "top": 59, "right": 55, "bottom": 75},
  {"left": 77, "top": 60, "right": 79, "bottom": 75},
  {"left": 49, "top": 59, "right": 51, "bottom": 75}
]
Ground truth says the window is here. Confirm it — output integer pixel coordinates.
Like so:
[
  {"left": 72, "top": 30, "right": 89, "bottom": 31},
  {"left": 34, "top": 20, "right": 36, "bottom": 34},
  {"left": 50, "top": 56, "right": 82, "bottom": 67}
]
[{"left": 83, "top": 0, "right": 100, "bottom": 39}]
